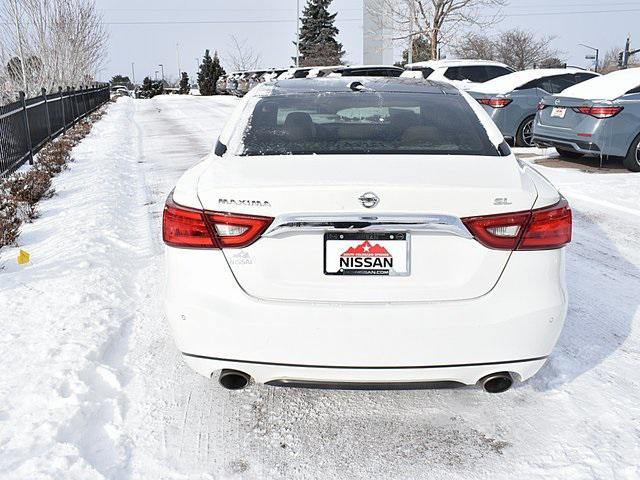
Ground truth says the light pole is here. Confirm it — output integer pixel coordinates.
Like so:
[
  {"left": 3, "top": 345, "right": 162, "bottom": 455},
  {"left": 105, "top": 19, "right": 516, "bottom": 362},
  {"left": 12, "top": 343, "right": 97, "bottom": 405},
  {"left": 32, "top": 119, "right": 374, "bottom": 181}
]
[
  {"left": 295, "top": 0, "right": 300, "bottom": 67},
  {"left": 155, "top": 70, "right": 158, "bottom": 81},
  {"left": 176, "top": 43, "right": 181, "bottom": 79},
  {"left": 131, "top": 62, "right": 136, "bottom": 86},
  {"left": 159, "top": 64, "right": 165, "bottom": 83},
  {"left": 579, "top": 43, "right": 599, "bottom": 72},
  {"left": 408, "top": 0, "right": 415, "bottom": 64}
]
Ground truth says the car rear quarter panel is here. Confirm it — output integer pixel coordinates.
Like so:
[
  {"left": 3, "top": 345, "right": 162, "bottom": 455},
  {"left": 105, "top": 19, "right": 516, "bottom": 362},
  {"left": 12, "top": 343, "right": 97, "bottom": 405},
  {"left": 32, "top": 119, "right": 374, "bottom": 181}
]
[
  {"left": 172, "top": 157, "right": 213, "bottom": 208},
  {"left": 492, "top": 90, "right": 541, "bottom": 138},
  {"left": 605, "top": 97, "right": 640, "bottom": 157}
]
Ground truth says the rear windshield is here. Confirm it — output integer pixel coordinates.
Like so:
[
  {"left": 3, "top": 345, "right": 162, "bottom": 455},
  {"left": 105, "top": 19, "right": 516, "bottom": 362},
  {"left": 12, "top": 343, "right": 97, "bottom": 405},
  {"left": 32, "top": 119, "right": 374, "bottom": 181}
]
[{"left": 233, "top": 92, "right": 497, "bottom": 156}]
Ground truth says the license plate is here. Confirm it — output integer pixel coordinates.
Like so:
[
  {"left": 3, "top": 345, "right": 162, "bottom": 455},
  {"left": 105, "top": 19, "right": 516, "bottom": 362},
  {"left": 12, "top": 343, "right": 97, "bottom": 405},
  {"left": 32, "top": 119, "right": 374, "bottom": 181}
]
[
  {"left": 551, "top": 107, "right": 566, "bottom": 118},
  {"left": 324, "top": 232, "right": 410, "bottom": 276}
]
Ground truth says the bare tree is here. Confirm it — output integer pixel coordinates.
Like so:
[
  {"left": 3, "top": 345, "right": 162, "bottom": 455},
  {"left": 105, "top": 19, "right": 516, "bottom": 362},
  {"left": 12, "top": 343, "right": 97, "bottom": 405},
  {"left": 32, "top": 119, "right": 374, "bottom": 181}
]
[
  {"left": 452, "top": 28, "right": 561, "bottom": 69},
  {"left": 538, "top": 57, "right": 565, "bottom": 68},
  {"left": 600, "top": 48, "right": 621, "bottom": 73},
  {"left": 367, "top": 0, "right": 506, "bottom": 60},
  {"left": 224, "top": 35, "right": 261, "bottom": 71},
  {"left": 0, "top": 0, "right": 107, "bottom": 101},
  {"left": 494, "top": 29, "right": 559, "bottom": 70},
  {"left": 452, "top": 31, "right": 496, "bottom": 60},
  {"left": 599, "top": 47, "right": 640, "bottom": 73}
]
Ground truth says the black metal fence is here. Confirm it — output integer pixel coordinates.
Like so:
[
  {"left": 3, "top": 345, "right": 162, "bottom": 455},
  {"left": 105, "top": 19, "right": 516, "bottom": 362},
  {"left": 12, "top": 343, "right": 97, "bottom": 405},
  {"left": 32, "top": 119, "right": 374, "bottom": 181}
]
[{"left": 0, "top": 85, "right": 110, "bottom": 177}]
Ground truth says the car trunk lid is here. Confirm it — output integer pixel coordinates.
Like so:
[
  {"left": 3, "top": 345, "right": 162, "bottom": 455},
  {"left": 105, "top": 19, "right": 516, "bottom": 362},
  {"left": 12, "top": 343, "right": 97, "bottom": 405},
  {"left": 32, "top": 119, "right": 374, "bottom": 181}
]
[
  {"left": 197, "top": 154, "right": 538, "bottom": 303},
  {"left": 538, "top": 96, "right": 595, "bottom": 129}
]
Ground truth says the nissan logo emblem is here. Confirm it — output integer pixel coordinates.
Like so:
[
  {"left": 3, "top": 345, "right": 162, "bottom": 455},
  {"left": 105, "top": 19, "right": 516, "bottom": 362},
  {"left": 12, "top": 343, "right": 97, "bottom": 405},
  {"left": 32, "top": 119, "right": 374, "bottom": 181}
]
[{"left": 359, "top": 192, "right": 379, "bottom": 209}]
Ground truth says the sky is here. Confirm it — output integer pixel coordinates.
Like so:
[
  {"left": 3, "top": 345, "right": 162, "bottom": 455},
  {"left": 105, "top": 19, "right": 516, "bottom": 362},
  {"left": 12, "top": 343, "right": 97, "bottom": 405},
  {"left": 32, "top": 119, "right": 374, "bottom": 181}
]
[{"left": 96, "top": 0, "right": 640, "bottom": 83}]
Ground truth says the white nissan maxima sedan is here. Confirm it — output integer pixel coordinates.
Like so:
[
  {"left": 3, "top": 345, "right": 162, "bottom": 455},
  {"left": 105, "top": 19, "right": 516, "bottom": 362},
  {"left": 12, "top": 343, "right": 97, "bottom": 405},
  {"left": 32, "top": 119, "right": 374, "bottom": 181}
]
[{"left": 163, "top": 77, "right": 571, "bottom": 393}]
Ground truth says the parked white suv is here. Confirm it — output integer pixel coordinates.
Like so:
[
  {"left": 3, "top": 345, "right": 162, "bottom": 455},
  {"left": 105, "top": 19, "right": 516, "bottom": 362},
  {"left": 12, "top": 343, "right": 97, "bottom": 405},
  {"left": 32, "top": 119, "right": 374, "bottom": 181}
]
[{"left": 402, "top": 59, "right": 515, "bottom": 90}]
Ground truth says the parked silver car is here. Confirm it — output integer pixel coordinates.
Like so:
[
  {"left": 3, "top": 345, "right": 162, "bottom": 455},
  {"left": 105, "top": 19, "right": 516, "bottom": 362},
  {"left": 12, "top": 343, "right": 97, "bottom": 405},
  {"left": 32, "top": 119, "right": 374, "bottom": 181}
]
[
  {"left": 216, "top": 75, "right": 228, "bottom": 94},
  {"left": 532, "top": 68, "right": 640, "bottom": 171},
  {"left": 226, "top": 72, "right": 242, "bottom": 96},
  {"left": 469, "top": 68, "right": 598, "bottom": 146}
]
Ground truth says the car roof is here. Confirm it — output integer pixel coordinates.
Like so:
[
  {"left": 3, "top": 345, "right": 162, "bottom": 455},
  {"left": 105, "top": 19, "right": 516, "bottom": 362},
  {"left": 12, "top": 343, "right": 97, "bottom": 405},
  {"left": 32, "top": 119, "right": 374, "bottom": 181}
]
[
  {"left": 405, "top": 59, "right": 512, "bottom": 69},
  {"left": 470, "top": 68, "right": 596, "bottom": 94},
  {"left": 559, "top": 67, "right": 640, "bottom": 100},
  {"left": 255, "top": 77, "right": 460, "bottom": 95}
]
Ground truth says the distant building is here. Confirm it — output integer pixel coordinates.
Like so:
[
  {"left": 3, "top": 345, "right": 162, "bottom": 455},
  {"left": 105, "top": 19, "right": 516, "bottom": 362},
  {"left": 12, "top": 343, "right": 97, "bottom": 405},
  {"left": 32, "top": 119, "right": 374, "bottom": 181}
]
[{"left": 363, "top": 0, "right": 394, "bottom": 65}]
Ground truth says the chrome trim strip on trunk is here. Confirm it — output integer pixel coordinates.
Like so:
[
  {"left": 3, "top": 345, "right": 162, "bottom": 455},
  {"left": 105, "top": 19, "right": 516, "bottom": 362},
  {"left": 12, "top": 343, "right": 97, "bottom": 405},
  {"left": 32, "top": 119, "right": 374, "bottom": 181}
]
[{"left": 263, "top": 213, "right": 473, "bottom": 239}]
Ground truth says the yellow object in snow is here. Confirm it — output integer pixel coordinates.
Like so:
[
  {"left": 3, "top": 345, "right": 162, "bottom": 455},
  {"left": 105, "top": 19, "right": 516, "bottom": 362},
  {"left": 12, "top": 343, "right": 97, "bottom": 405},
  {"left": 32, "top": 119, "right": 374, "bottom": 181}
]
[{"left": 17, "top": 249, "right": 30, "bottom": 265}]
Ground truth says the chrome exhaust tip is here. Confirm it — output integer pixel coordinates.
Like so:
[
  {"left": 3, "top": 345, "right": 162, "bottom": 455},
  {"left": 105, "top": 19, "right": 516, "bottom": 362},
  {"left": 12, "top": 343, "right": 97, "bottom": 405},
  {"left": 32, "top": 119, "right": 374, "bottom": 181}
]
[
  {"left": 480, "top": 372, "right": 513, "bottom": 394},
  {"left": 218, "top": 369, "right": 251, "bottom": 390}
]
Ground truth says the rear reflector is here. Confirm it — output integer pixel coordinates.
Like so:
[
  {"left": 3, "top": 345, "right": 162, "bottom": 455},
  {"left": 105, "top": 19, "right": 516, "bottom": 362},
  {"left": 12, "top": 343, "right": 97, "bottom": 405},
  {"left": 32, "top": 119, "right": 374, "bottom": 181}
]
[
  {"left": 462, "top": 199, "right": 572, "bottom": 251},
  {"left": 163, "top": 192, "right": 273, "bottom": 249},
  {"left": 572, "top": 106, "right": 624, "bottom": 119},
  {"left": 478, "top": 98, "right": 513, "bottom": 108},
  {"left": 206, "top": 212, "right": 274, "bottom": 248}
]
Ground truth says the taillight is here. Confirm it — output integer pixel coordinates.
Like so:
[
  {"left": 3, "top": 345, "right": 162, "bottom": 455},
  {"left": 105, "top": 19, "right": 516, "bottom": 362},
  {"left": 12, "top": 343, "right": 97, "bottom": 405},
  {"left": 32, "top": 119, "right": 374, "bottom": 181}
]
[
  {"left": 519, "top": 199, "right": 572, "bottom": 250},
  {"left": 478, "top": 98, "right": 512, "bottom": 108},
  {"left": 163, "top": 194, "right": 215, "bottom": 248},
  {"left": 162, "top": 193, "right": 273, "bottom": 248},
  {"left": 462, "top": 199, "right": 572, "bottom": 251},
  {"left": 572, "top": 105, "right": 623, "bottom": 119}
]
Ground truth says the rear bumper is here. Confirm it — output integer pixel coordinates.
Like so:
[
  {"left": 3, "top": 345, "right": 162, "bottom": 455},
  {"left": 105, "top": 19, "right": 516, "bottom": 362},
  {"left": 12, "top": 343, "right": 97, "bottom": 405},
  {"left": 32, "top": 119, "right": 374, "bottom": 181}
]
[
  {"left": 182, "top": 354, "right": 547, "bottom": 387},
  {"left": 165, "top": 248, "right": 567, "bottom": 386},
  {"left": 532, "top": 133, "right": 601, "bottom": 154}
]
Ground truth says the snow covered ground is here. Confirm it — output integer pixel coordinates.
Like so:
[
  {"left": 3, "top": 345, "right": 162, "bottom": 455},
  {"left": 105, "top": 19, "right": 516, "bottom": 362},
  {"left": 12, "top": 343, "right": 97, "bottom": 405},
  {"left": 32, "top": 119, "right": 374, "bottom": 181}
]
[{"left": 1, "top": 95, "right": 639, "bottom": 480}]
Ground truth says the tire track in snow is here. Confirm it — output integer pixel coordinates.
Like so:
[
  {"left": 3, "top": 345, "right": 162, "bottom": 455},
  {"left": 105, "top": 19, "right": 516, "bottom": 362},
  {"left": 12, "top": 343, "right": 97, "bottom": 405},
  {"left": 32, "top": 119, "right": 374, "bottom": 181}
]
[
  {"left": 115, "top": 96, "right": 240, "bottom": 478},
  {"left": 53, "top": 99, "right": 161, "bottom": 479}
]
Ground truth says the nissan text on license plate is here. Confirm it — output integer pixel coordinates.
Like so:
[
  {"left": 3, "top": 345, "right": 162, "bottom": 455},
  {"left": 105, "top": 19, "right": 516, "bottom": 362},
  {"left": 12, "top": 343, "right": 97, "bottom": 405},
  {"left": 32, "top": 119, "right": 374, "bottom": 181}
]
[
  {"left": 551, "top": 107, "right": 566, "bottom": 118},
  {"left": 324, "top": 232, "right": 410, "bottom": 276}
]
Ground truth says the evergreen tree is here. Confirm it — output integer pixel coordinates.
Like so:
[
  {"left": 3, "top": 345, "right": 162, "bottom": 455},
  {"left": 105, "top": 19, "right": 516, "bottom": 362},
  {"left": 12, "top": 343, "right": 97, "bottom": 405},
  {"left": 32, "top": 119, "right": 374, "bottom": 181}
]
[
  {"left": 179, "top": 72, "right": 190, "bottom": 94},
  {"left": 211, "top": 52, "right": 226, "bottom": 93},
  {"left": 398, "top": 35, "right": 432, "bottom": 67},
  {"left": 197, "top": 49, "right": 226, "bottom": 96},
  {"left": 297, "top": 0, "right": 344, "bottom": 67},
  {"left": 110, "top": 74, "right": 133, "bottom": 89},
  {"left": 139, "top": 76, "right": 163, "bottom": 98}
]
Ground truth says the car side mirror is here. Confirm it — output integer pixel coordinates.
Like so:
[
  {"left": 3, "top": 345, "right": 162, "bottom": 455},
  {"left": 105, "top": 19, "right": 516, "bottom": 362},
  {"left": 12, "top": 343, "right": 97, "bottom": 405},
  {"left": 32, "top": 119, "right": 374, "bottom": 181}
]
[{"left": 214, "top": 139, "right": 227, "bottom": 157}]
